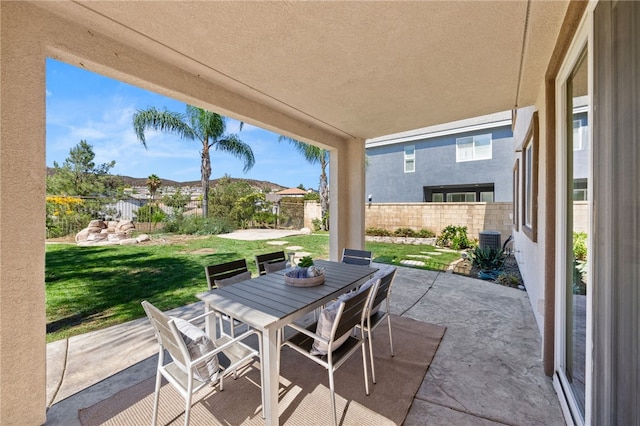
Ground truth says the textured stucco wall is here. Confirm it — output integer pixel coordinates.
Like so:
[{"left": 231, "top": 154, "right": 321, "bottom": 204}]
[
  {"left": 366, "top": 125, "right": 514, "bottom": 203},
  {"left": 1, "top": 3, "right": 47, "bottom": 424}
]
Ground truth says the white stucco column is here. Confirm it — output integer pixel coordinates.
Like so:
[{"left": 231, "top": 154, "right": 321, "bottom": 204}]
[
  {"left": 329, "top": 138, "right": 366, "bottom": 261},
  {"left": 0, "top": 3, "right": 48, "bottom": 424}
]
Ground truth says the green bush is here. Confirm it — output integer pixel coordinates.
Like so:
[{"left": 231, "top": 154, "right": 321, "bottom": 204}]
[
  {"left": 469, "top": 246, "right": 506, "bottom": 271},
  {"left": 496, "top": 273, "right": 521, "bottom": 288},
  {"left": 437, "top": 225, "right": 472, "bottom": 249},
  {"left": 163, "top": 215, "right": 233, "bottom": 235},
  {"left": 573, "top": 231, "right": 587, "bottom": 261},
  {"left": 416, "top": 228, "right": 436, "bottom": 238},
  {"left": 393, "top": 228, "right": 417, "bottom": 237},
  {"left": 365, "top": 227, "right": 392, "bottom": 236},
  {"left": 135, "top": 204, "right": 166, "bottom": 223}
]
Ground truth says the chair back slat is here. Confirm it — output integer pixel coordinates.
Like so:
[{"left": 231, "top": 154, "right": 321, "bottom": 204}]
[
  {"left": 141, "top": 301, "right": 188, "bottom": 366},
  {"left": 205, "top": 259, "right": 249, "bottom": 290},
  {"left": 255, "top": 251, "right": 287, "bottom": 275},
  {"left": 370, "top": 268, "right": 396, "bottom": 309},
  {"left": 333, "top": 286, "right": 373, "bottom": 339},
  {"left": 341, "top": 248, "right": 373, "bottom": 266}
]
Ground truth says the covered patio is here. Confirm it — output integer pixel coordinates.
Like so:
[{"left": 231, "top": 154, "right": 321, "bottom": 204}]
[
  {"left": 3, "top": 1, "right": 640, "bottom": 424},
  {"left": 46, "top": 265, "right": 563, "bottom": 425}
]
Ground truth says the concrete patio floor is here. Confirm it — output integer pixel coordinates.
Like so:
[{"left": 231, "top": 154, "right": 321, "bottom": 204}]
[{"left": 46, "top": 263, "right": 565, "bottom": 425}]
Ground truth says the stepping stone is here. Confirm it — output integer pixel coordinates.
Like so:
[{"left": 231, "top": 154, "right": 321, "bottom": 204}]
[
  {"left": 286, "top": 246, "right": 304, "bottom": 250},
  {"left": 400, "top": 259, "right": 426, "bottom": 267},
  {"left": 293, "top": 251, "right": 311, "bottom": 257},
  {"left": 423, "top": 252, "right": 442, "bottom": 256},
  {"left": 407, "top": 254, "right": 431, "bottom": 259},
  {"left": 267, "top": 241, "right": 288, "bottom": 245},
  {"left": 435, "top": 248, "right": 458, "bottom": 253}
]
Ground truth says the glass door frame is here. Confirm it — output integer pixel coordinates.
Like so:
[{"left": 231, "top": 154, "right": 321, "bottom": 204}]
[{"left": 553, "top": 7, "right": 594, "bottom": 426}]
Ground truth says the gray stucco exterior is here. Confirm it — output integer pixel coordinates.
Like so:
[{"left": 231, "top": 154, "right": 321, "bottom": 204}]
[{"left": 366, "top": 124, "right": 514, "bottom": 203}]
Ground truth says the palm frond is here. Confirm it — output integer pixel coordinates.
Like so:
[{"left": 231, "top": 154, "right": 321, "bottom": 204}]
[
  {"left": 132, "top": 108, "right": 196, "bottom": 148},
  {"left": 216, "top": 136, "right": 256, "bottom": 172},
  {"left": 186, "top": 105, "right": 226, "bottom": 141},
  {"left": 278, "top": 136, "right": 327, "bottom": 164}
]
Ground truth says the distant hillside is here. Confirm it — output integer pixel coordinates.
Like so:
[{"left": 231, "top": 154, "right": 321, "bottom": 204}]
[{"left": 46, "top": 167, "right": 288, "bottom": 192}]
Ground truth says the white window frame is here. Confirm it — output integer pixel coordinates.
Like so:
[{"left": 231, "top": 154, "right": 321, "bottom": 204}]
[
  {"left": 404, "top": 145, "right": 415, "bottom": 173},
  {"left": 456, "top": 134, "right": 492, "bottom": 162}
]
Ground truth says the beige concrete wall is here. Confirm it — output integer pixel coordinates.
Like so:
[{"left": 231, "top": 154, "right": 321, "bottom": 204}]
[
  {"left": 304, "top": 201, "right": 322, "bottom": 229},
  {"left": 364, "top": 202, "right": 514, "bottom": 241},
  {"left": 1, "top": 3, "right": 48, "bottom": 424}
]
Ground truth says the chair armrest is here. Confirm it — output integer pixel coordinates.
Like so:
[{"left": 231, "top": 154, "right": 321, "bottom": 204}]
[
  {"left": 284, "top": 322, "right": 328, "bottom": 346},
  {"left": 185, "top": 308, "right": 218, "bottom": 324},
  {"left": 189, "top": 328, "right": 260, "bottom": 366}
]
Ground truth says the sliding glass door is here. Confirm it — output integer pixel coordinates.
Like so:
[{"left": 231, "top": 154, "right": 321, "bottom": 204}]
[{"left": 555, "top": 17, "right": 591, "bottom": 426}]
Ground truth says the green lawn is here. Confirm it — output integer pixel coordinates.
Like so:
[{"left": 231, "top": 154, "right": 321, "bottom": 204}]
[{"left": 45, "top": 234, "right": 460, "bottom": 342}]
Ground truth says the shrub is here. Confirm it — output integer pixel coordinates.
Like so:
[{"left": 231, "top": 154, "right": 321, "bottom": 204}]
[
  {"left": 469, "top": 246, "right": 506, "bottom": 271},
  {"left": 496, "top": 273, "right": 521, "bottom": 288},
  {"left": 163, "top": 215, "right": 233, "bottom": 235},
  {"left": 437, "top": 225, "right": 472, "bottom": 249},
  {"left": 135, "top": 204, "right": 166, "bottom": 223},
  {"left": 312, "top": 218, "right": 323, "bottom": 232},
  {"left": 417, "top": 228, "right": 436, "bottom": 238},
  {"left": 573, "top": 231, "right": 587, "bottom": 261},
  {"left": 393, "top": 228, "right": 417, "bottom": 237},
  {"left": 365, "top": 227, "right": 392, "bottom": 236}
]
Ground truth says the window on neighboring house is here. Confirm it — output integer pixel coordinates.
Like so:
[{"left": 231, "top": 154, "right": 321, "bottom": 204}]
[
  {"left": 423, "top": 184, "right": 494, "bottom": 202},
  {"left": 431, "top": 193, "right": 444, "bottom": 202},
  {"left": 573, "top": 120, "right": 588, "bottom": 150},
  {"left": 404, "top": 145, "right": 415, "bottom": 173},
  {"left": 456, "top": 134, "right": 492, "bottom": 162},
  {"left": 446, "top": 192, "right": 476, "bottom": 202},
  {"left": 479, "top": 191, "right": 494, "bottom": 202},
  {"left": 573, "top": 178, "right": 588, "bottom": 201},
  {"left": 522, "top": 112, "right": 538, "bottom": 242}
]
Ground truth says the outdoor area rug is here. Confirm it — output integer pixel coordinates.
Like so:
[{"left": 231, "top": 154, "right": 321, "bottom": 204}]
[{"left": 79, "top": 315, "right": 446, "bottom": 426}]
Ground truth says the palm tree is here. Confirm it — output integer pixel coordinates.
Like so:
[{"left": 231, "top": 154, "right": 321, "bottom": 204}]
[
  {"left": 133, "top": 105, "right": 254, "bottom": 217},
  {"left": 146, "top": 174, "right": 162, "bottom": 200},
  {"left": 279, "top": 136, "right": 329, "bottom": 230}
]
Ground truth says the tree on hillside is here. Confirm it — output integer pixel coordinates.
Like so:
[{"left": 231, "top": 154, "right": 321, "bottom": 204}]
[
  {"left": 132, "top": 105, "right": 254, "bottom": 217},
  {"left": 279, "top": 136, "right": 329, "bottom": 230},
  {"left": 47, "top": 139, "right": 120, "bottom": 196},
  {"left": 146, "top": 174, "right": 162, "bottom": 200}
]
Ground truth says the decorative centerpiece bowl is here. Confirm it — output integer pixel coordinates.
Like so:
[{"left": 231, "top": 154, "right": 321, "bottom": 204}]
[{"left": 284, "top": 256, "right": 325, "bottom": 287}]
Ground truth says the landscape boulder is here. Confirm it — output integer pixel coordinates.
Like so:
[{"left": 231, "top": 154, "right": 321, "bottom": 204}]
[{"left": 75, "top": 219, "right": 150, "bottom": 246}]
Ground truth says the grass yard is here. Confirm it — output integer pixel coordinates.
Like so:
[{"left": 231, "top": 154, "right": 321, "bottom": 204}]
[{"left": 45, "top": 233, "right": 461, "bottom": 342}]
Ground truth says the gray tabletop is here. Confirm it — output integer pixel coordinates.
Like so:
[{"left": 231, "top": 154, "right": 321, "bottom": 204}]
[{"left": 197, "top": 260, "right": 378, "bottom": 331}]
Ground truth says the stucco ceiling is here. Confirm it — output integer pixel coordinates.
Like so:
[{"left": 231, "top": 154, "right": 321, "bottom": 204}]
[{"left": 36, "top": 1, "right": 568, "bottom": 142}]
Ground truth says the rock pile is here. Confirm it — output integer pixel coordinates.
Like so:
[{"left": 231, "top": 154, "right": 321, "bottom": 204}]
[{"left": 75, "top": 220, "right": 151, "bottom": 246}]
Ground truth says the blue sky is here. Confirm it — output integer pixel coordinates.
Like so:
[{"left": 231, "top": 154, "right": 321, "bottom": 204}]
[{"left": 46, "top": 58, "right": 320, "bottom": 189}]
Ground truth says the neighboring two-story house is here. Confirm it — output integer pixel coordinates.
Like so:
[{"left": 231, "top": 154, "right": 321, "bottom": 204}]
[{"left": 365, "top": 110, "right": 514, "bottom": 203}]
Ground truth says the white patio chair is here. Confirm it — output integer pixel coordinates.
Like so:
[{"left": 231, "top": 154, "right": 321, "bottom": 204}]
[
  {"left": 141, "top": 300, "right": 263, "bottom": 426},
  {"left": 341, "top": 248, "right": 373, "bottom": 266},
  {"left": 356, "top": 266, "right": 397, "bottom": 384},
  {"left": 280, "top": 282, "right": 377, "bottom": 426}
]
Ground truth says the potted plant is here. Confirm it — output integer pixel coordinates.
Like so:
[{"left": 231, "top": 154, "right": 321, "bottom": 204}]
[
  {"left": 285, "top": 256, "right": 325, "bottom": 286},
  {"left": 469, "top": 247, "right": 506, "bottom": 280}
]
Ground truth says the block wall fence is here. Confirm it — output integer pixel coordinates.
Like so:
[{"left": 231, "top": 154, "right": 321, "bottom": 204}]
[
  {"left": 304, "top": 201, "right": 589, "bottom": 241},
  {"left": 364, "top": 202, "right": 514, "bottom": 240}
]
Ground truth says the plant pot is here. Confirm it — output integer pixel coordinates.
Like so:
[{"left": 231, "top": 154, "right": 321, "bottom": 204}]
[{"left": 478, "top": 269, "right": 500, "bottom": 280}]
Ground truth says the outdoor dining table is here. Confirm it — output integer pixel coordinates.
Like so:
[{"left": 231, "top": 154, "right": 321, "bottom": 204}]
[{"left": 196, "top": 259, "right": 378, "bottom": 426}]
